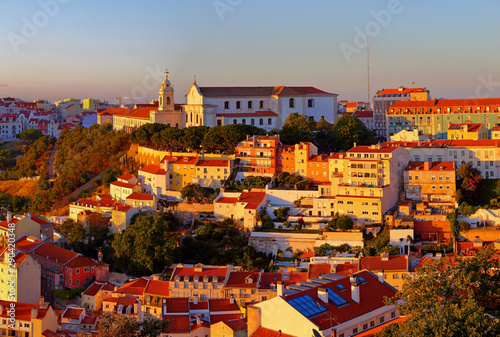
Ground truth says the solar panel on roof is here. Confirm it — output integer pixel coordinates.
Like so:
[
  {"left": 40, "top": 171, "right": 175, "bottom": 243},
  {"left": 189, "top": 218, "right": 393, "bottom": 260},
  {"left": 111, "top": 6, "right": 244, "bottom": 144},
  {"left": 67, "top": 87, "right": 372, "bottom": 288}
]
[
  {"left": 328, "top": 290, "right": 348, "bottom": 307},
  {"left": 288, "top": 294, "right": 328, "bottom": 318},
  {"left": 334, "top": 283, "right": 346, "bottom": 291},
  {"left": 358, "top": 276, "right": 367, "bottom": 284}
]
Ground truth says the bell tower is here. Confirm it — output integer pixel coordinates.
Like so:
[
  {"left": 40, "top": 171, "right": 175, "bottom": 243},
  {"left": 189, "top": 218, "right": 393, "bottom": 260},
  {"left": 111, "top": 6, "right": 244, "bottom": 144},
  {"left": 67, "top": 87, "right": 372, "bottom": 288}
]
[{"left": 158, "top": 69, "right": 174, "bottom": 113}]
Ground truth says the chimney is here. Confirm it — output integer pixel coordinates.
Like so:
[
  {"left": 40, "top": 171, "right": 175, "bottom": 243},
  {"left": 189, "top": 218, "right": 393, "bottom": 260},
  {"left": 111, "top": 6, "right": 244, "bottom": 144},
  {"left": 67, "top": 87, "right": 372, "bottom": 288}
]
[
  {"left": 193, "top": 295, "right": 198, "bottom": 305},
  {"left": 31, "top": 307, "right": 38, "bottom": 319},
  {"left": 318, "top": 288, "right": 328, "bottom": 304},
  {"left": 97, "top": 250, "right": 103, "bottom": 262},
  {"left": 380, "top": 252, "right": 390, "bottom": 261},
  {"left": 163, "top": 159, "right": 168, "bottom": 171},
  {"left": 230, "top": 294, "right": 235, "bottom": 304},
  {"left": 353, "top": 142, "right": 357, "bottom": 148},
  {"left": 196, "top": 315, "right": 201, "bottom": 326},
  {"left": 277, "top": 281, "right": 284, "bottom": 297},
  {"left": 6, "top": 212, "right": 11, "bottom": 223},
  {"left": 332, "top": 263, "right": 337, "bottom": 274},
  {"left": 350, "top": 275, "right": 360, "bottom": 303},
  {"left": 378, "top": 270, "right": 385, "bottom": 283},
  {"left": 424, "top": 160, "right": 430, "bottom": 171}
]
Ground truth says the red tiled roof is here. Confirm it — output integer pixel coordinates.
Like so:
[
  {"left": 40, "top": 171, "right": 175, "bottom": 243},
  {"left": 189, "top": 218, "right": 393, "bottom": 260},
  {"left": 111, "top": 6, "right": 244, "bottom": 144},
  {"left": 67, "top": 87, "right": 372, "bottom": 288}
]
[
  {"left": 300, "top": 252, "right": 314, "bottom": 259},
  {"left": 209, "top": 298, "right": 240, "bottom": 312},
  {"left": 448, "top": 139, "right": 500, "bottom": 147},
  {"left": 80, "top": 315, "right": 97, "bottom": 325},
  {"left": 0, "top": 218, "right": 19, "bottom": 230},
  {"left": 32, "top": 243, "right": 78, "bottom": 265},
  {"left": 347, "top": 145, "right": 398, "bottom": 154},
  {"left": 14, "top": 235, "right": 42, "bottom": 252},
  {"left": 215, "top": 197, "right": 239, "bottom": 204},
  {"left": 359, "top": 255, "right": 407, "bottom": 271},
  {"left": 127, "top": 107, "right": 158, "bottom": 119},
  {"left": 308, "top": 263, "right": 331, "bottom": 279},
  {"left": 196, "top": 159, "right": 230, "bottom": 167},
  {"left": 353, "top": 110, "right": 373, "bottom": 118},
  {"left": 139, "top": 164, "right": 167, "bottom": 175},
  {"left": 82, "top": 281, "right": 116, "bottom": 296},
  {"left": 144, "top": 279, "right": 169, "bottom": 297},
  {"left": 65, "top": 255, "right": 107, "bottom": 269},
  {"left": 62, "top": 307, "right": 84, "bottom": 319},
  {"left": 414, "top": 220, "right": 451, "bottom": 235},
  {"left": 210, "top": 313, "right": 242, "bottom": 324},
  {"left": 199, "top": 86, "right": 334, "bottom": 98},
  {"left": 492, "top": 126, "right": 500, "bottom": 131},
  {"left": 252, "top": 327, "right": 296, "bottom": 337},
  {"left": 335, "top": 263, "right": 359, "bottom": 277},
  {"left": 259, "top": 272, "right": 307, "bottom": 289},
  {"left": 164, "top": 315, "right": 190, "bottom": 333},
  {"left": 0, "top": 300, "right": 50, "bottom": 320},
  {"left": 117, "top": 173, "right": 135, "bottom": 181},
  {"left": 221, "top": 318, "right": 247, "bottom": 331},
  {"left": 308, "top": 154, "right": 329, "bottom": 163},
  {"left": 126, "top": 192, "right": 154, "bottom": 201},
  {"left": 172, "top": 266, "right": 229, "bottom": 283},
  {"left": 189, "top": 301, "right": 209, "bottom": 310},
  {"left": 164, "top": 298, "right": 189, "bottom": 313},
  {"left": 114, "top": 277, "right": 150, "bottom": 296},
  {"left": 239, "top": 191, "right": 266, "bottom": 210},
  {"left": 110, "top": 181, "right": 137, "bottom": 189},
  {"left": 376, "top": 87, "right": 427, "bottom": 96},
  {"left": 405, "top": 161, "right": 455, "bottom": 171},
  {"left": 285, "top": 270, "right": 397, "bottom": 330},
  {"left": 161, "top": 155, "right": 198, "bottom": 165},
  {"left": 224, "top": 270, "right": 260, "bottom": 288}
]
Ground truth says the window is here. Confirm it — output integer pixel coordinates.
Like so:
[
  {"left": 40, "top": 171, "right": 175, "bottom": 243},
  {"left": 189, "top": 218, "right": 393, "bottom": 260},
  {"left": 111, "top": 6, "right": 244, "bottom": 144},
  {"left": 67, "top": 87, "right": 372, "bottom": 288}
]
[
  {"left": 363, "top": 323, "right": 368, "bottom": 330},
  {"left": 353, "top": 328, "right": 358, "bottom": 334},
  {"left": 308, "top": 99, "right": 314, "bottom": 108},
  {"left": 380, "top": 316, "right": 385, "bottom": 323},
  {"left": 242, "top": 119, "right": 246, "bottom": 124},
  {"left": 248, "top": 101, "right": 252, "bottom": 109},
  {"left": 259, "top": 100, "right": 264, "bottom": 109},
  {"left": 347, "top": 201, "right": 353, "bottom": 205},
  {"left": 251, "top": 119, "right": 255, "bottom": 126},
  {"left": 289, "top": 98, "right": 295, "bottom": 108},
  {"left": 268, "top": 118, "right": 272, "bottom": 125},
  {"left": 224, "top": 101, "right": 229, "bottom": 109},
  {"left": 233, "top": 119, "right": 237, "bottom": 124},
  {"left": 338, "top": 201, "right": 344, "bottom": 204},
  {"left": 217, "top": 119, "right": 222, "bottom": 126},
  {"left": 259, "top": 118, "right": 263, "bottom": 125},
  {"left": 236, "top": 101, "right": 241, "bottom": 109},
  {"left": 370, "top": 321, "right": 375, "bottom": 327},
  {"left": 391, "top": 311, "right": 396, "bottom": 318}
]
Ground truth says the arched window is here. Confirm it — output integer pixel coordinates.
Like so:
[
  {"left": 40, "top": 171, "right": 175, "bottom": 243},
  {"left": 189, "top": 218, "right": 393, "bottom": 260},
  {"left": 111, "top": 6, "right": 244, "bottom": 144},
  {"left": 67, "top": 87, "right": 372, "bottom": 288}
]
[
  {"left": 166, "top": 97, "right": 170, "bottom": 105},
  {"left": 259, "top": 118, "right": 263, "bottom": 125},
  {"left": 268, "top": 118, "right": 272, "bottom": 125},
  {"left": 248, "top": 101, "right": 253, "bottom": 109},
  {"left": 190, "top": 112, "right": 193, "bottom": 123},
  {"left": 251, "top": 119, "right": 255, "bottom": 126},
  {"left": 196, "top": 115, "right": 199, "bottom": 124},
  {"left": 242, "top": 119, "right": 246, "bottom": 124},
  {"left": 236, "top": 101, "right": 241, "bottom": 109},
  {"left": 233, "top": 119, "right": 237, "bottom": 124},
  {"left": 224, "top": 101, "right": 229, "bottom": 109},
  {"left": 289, "top": 98, "right": 295, "bottom": 108}
]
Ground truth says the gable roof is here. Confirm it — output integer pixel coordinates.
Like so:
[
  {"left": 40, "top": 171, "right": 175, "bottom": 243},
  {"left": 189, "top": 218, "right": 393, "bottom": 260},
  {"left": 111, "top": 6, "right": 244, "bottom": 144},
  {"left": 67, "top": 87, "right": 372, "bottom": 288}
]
[
  {"left": 199, "top": 86, "right": 334, "bottom": 98},
  {"left": 359, "top": 255, "right": 408, "bottom": 271}
]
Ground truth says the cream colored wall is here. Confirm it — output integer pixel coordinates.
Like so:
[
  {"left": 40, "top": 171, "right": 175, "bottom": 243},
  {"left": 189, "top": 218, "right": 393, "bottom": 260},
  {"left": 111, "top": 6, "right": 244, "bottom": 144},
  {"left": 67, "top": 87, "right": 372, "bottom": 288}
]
[{"left": 16, "top": 255, "right": 41, "bottom": 304}]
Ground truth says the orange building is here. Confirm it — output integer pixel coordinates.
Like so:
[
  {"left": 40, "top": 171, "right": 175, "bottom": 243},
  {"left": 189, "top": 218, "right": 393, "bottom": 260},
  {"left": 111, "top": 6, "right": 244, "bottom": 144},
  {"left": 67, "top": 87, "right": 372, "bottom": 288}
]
[
  {"left": 235, "top": 135, "right": 280, "bottom": 177},
  {"left": 306, "top": 154, "right": 330, "bottom": 183},
  {"left": 404, "top": 161, "right": 456, "bottom": 212},
  {"left": 276, "top": 145, "right": 295, "bottom": 175}
]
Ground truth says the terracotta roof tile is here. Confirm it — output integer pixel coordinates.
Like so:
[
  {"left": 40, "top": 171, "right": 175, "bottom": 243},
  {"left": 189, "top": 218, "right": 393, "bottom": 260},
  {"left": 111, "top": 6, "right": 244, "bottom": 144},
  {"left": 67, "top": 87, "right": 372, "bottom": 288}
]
[
  {"left": 139, "top": 165, "right": 167, "bottom": 175},
  {"left": 126, "top": 192, "right": 155, "bottom": 201},
  {"left": 359, "top": 255, "right": 407, "bottom": 271},
  {"left": 144, "top": 279, "right": 169, "bottom": 297},
  {"left": 62, "top": 307, "right": 84, "bottom": 319}
]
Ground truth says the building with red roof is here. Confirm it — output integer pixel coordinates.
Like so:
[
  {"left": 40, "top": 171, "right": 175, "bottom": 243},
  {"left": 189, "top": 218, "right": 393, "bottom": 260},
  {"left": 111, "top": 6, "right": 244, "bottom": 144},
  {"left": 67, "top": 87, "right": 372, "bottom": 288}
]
[
  {"left": 182, "top": 82, "right": 338, "bottom": 130},
  {"left": 447, "top": 122, "right": 487, "bottom": 140},
  {"left": 69, "top": 198, "right": 117, "bottom": 222},
  {"left": 235, "top": 135, "right": 281, "bottom": 178},
  {"left": 0, "top": 246, "right": 41, "bottom": 304},
  {"left": 248, "top": 270, "right": 398, "bottom": 337},
  {"left": 0, "top": 299, "right": 59, "bottom": 336},
  {"left": 125, "top": 192, "right": 156, "bottom": 210},
  {"left": 109, "top": 180, "right": 141, "bottom": 202},
  {"left": 15, "top": 235, "right": 109, "bottom": 303},
  {"left": 211, "top": 317, "right": 247, "bottom": 337},
  {"left": 373, "top": 86, "right": 430, "bottom": 139},
  {"left": 60, "top": 307, "right": 97, "bottom": 333},
  {"left": 214, "top": 188, "right": 267, "bottom": 230},
  {"left": 359, "top": 254, "right": 409, "bottom": 291},
  {"left": 404, "top": 160, "right": 456, "bottom": 213},
  {"left": 113, "top": 72, "right": 182, "bottom": 133},
  {"left": 138, "top": 163, "right": 169, "bottom": 196},
  {"left": 386, "top": 97, "right": 500, "bottom": 139},
  {"left": 81, "top": 280, "right": 116, "bottom": 311}
]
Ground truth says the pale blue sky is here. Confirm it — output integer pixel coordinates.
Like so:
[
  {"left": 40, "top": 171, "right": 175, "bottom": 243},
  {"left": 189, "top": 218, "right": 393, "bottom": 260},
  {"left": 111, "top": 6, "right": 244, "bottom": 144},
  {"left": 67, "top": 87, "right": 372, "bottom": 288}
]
[{"left": 0, "top": 0, "right": 499, "bottom": 103}]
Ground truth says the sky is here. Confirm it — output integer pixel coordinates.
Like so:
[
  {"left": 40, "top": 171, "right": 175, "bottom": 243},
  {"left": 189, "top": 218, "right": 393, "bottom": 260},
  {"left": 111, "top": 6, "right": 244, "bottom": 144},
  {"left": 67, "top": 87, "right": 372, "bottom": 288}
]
[{"left": 0, "top": 0, "right": 499, "bottom": 104}]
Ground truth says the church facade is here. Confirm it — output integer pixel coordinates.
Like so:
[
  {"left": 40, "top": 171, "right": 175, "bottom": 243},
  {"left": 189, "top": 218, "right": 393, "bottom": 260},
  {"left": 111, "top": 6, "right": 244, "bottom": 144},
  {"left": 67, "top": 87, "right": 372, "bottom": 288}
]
[
  {"left": 112, "top": 71, "right": 183, "bottom": 132},
  {"left": 182, "top": 82, "right": 338, "bottom": 130}
]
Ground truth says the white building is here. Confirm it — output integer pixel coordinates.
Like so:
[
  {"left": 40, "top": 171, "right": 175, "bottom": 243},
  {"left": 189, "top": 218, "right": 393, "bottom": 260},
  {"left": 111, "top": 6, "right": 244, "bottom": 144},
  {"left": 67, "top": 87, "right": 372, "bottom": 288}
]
[{"left": 182, "top": 82, "right": 338, "bottom": 129}]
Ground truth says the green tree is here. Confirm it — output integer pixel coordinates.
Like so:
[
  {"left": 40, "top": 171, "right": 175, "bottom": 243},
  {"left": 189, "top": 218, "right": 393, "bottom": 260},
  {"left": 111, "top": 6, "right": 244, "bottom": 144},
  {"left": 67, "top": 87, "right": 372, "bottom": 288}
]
[
  {"left": 457, "top": 162, "right": 482, "bottom": 201},
  {"left": 97, "top": 313, "right": 170, "bottom": 337},
  {"left": 279, "top": 113, "right": 314, "bottom": 145},
  {"left": 112, "top": 212, "right": 179, "bottom": 275},
  {"left": 325, "top": 213, "right": 354, "bottom": 231},
  {"left": 331, "top": 114, "right": 376, "bottom": 151},
  {"left": 273, "top": 207, "right": 290, "bottom": 220},
  {"left": 60, "top": 219, "right": 86, "bottom": 246},
  {"left": 378, "top": 246, "right": 500, "bottom": 336},
  {"left": 17, "top": 128, "right": 43, "bottom": 144},
  {"left": 181, "top": 126, "right": 209, "bottom": 151}
]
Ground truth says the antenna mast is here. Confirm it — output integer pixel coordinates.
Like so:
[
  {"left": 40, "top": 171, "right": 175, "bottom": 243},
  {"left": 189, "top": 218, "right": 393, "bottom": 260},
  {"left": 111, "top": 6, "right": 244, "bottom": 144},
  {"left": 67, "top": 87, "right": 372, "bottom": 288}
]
[{"left": 367, "top": 37, "right": 370, "bottom": 109}]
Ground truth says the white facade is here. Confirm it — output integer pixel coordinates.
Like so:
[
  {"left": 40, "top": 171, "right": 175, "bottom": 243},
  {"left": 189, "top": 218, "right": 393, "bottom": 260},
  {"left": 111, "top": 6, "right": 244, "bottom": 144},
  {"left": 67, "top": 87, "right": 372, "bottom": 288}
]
[{"left": 182, "top": 83, "right": 338, "bottom": 129}]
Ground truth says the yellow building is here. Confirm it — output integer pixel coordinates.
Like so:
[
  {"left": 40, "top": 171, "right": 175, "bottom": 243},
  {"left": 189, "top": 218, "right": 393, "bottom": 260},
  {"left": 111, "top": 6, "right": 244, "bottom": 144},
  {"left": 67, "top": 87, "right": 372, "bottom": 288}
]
[
  {"left": 404, "top": 161, "right": 456, "bottom": 213},
  {"left": 125, "top": 192, "right": 156, "bottom": 210},
  {"left": 0, "top": 248, "right": 41, "bottom": 304},
  {"left": 359, "top": 253, "right": 409, "bottom": 291},
  {"left": 163, "top": 155, "right": 198, "bottom": 191},
  {"left": 210, "top": 318, "right": 247, "bottom": 337},
  {"left": 82, "top": 98, "right": 101, "bottom": 111},
  {"left": 81, "top": 281, "right": 116, "bottom": 311},
  {"left": 143, "top": 279, "right": 170, "bottom": 319},
  {"left": 294, "top": 142, "right": 317, "bottom": 177},
  {"left": 491, "top": 126, "right": 500, "bottom": 139},
  {"left": 0, "top": 214, "right": 42, "bottom": 244},
  {"left": 447, "top": 123, "right": 487, "bottom": 140},
  {"left": 0, "top": 300, "right": 58, "bottom": 337},
  {"left": 330, "top": 145, "right": 410, "bottom": 225},
  {"left": 194, "top": 159, "right": 233, "bottom": 188}
]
